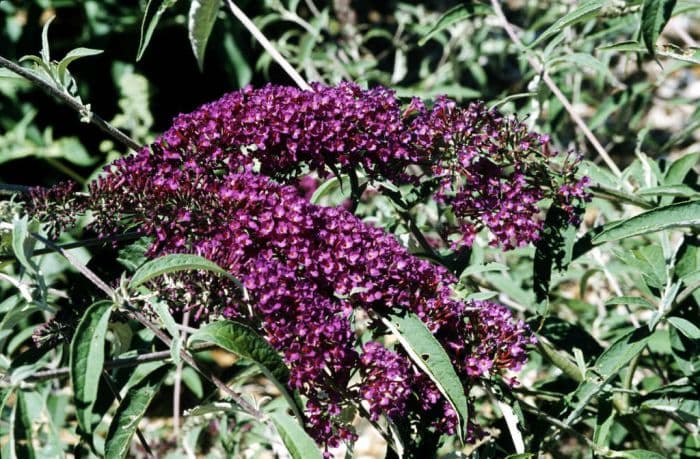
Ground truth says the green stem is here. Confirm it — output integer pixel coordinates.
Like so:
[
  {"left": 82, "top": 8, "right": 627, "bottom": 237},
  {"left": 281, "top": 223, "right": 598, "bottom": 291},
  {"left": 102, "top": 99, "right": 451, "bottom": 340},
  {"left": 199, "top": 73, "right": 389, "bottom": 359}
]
[
  {"left": 535, "top": 339, "right": 583, "bottom": 383},
  {"left": 590, "top": 185, "right": 654, "bottom": 209},
  {"left": 619, "top": 353, "right": 640, "bottom": 412}
]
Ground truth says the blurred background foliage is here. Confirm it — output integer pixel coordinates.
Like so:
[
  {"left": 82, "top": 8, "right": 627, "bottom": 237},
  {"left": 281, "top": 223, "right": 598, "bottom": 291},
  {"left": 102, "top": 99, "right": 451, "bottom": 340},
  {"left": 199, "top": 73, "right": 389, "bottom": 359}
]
[{"left": 0, "top": 1, "right": 699, "bottom": 458}]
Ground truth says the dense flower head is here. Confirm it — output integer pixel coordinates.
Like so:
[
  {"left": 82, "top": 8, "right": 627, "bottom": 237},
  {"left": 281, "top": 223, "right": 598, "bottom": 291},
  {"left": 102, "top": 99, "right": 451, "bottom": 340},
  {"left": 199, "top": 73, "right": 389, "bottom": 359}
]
[
  {"left": 22, "top": 83, "right": 579, "bottom": 450},
  {"left": 409, "top": 97, "right": 588, "bottom": 249},
  {"left": 152, "top": 82, "right": 418, "bottom": 182},
  {"left": 97, "top": 82, "right": 588, "bottom": 250},
  {"left": 359, "top": 342, "right": 412, "bottom": 421}
]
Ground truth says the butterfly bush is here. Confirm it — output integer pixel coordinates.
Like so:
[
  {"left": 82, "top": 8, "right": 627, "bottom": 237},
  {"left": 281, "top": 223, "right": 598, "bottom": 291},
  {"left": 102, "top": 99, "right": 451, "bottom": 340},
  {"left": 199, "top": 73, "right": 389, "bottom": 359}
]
[{"left": 28, "top": 83, "right": 587, "bottom": 452}]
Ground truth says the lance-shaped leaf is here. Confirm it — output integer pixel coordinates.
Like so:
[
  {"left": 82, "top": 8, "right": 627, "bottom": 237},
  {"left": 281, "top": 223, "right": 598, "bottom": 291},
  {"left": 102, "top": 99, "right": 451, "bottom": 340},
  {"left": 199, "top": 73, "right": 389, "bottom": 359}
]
[
  {"left": 528, "top": 0, "right": 605, "bottom": 48},
  {"left": 382, "top": 312, "right": 469, "bottom": 442},
  {"left": 10, "top": 390, "right": 35, "bottom": 459},
  {"left": 640, "top": 0, "right": 678, "bottom": 55},
  {"left": 188, "top": 320, "right": 303, "bottom": 421},
  {"left": 565, "top": 327, "right": 654, "bottom": 424},
  {"left": 270, "top": 411, "right": 323, "bottom": 459},
  {"left": 129, "top": 253, "right": 243, "bottom": 292},
  {"left": 592, "top": 200, "right": 700, "bottom": 244},
  {"left": 418, "top": 3, "right": 490, "bottom": 46},
  {"left": 70, "top": 300, "right": 113, "bottom": 434},
  {"left": 137, "top": 0, "right": 179, "bottom": 60},
  {"left": 665, "top": 152, "right": 699, "bottom": 185},
  {"left": 668, "top": 316, "right": 700, "bottom": 340},
  {"left": 57, "top": 47, "right": 103, "bottom": 83},
  {"left": 189, "top": 0, "right": 221, "bottom": 70},
  {"left": 104, "top": 366, "right": 169, "bottom": 458}
]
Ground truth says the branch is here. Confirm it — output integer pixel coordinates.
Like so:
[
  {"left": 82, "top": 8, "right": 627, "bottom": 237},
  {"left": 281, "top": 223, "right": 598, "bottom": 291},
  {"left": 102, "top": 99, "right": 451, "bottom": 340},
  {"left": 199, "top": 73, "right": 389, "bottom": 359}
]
[
  {"left": 27, "top": 343, "right": 216, "bottom": 382},
  {"left": 0, "top": 55, "right": 141, "bottom": 152},
  {"left": 225, "top": 0, "right": 311, "bottom": 91},
  {"left": 488, "top": 1, "right": 622, "bottom": 177},
  {"left": 0, "top": 183, "right": 32, "bottom": 195}
]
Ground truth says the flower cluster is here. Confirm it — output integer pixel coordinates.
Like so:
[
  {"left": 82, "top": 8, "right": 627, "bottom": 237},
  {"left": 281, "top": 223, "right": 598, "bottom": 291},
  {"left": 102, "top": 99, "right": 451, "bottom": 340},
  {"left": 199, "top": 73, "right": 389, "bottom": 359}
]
[
  {"left": 359, "top": 342, "right": 411, "bottom": 422},
  {"left": 24, "top": 83, "right": 579, "bottom": 451},
  {"left": 154, "top": 82, "right": 418, "bottom": 182},
  {"left": 103, "top": 82, "right": 587, "bottom": 250},
  {"left": 409, "top": 97, "right": 589, "bottom": 249}
]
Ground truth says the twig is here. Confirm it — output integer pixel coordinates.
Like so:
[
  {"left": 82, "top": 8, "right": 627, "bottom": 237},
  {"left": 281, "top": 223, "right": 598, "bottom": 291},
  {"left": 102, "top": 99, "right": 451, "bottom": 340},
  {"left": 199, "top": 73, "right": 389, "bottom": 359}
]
[
  {"left": 488, "top": 0, "right": 622, "bottom": 177},
  {"left": 173, "top": 310, "right": 190, "bottom": 439},
  {"left": 27, "top": 343, "right": 217, "bottom": 382},
  {"left": 303, "top": 0, "right": 321, "bottom": 17},
  {"left": 0, "top": 55, "right": 141, "bottom": 152},
  {"left": 0, "top": 183, "right": 32, "bottom": 195},
  {"left": 225, "top": 0, "right": 311, "bottom": 91}
]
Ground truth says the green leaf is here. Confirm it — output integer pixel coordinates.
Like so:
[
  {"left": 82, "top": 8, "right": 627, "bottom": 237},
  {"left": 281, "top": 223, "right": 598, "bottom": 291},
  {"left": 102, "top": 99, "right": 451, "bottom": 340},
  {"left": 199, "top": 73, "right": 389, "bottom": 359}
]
[
  {"left": 592, "top": 200, "right": 700, "bottom": 244},
  {"left": 598, "top": 40, "right": 647, "bottom": 52},
  {"left": 57, "top": 48, "right": 103, "bottom": 83},
  {"left": 188, "top": 0, "right": 221, "bottom": 70},
  {"left": 459, "top": 262, "right": 508, "bottom": 279},
  {"left": 269, "top": 411, "right": 323, "bottom": 459},
  {"left": 593, "top": 399, "right": 615, "bottom": 447},
  {"left": 640, "top": 0, "right": 678, "bottom": 55},
  {"left": 616, "top": 450, "right": 667, "bottom": 459},
  {"left": 70, "top": 300, "right": 113, "bottom": 434},
  {"left": 382, "top": 312, "right": 469, "bottom": 441},
  {"left": 664, "top": 152, "right": 699, "bottom": 185},
  {"left": 528, "top": 0, "right": 605, "bottom": 48},
  {"left": 10, "top": 390, "right": 36, "bottom": 459},
  {"left": 104, "top": 366, "right": 169, "bottom": 459},
  {"left": 188, "top": 320, "right": 302, "bottom": 419},
  {"left": 182, "top": 367, "right": 203, "bottom": 398},
  {"left": 0, "top": 67, "right": 24, "bottom": 79},
  {"left": 223, "top": 32, "right": 252, "bottom": 87},
  {"left": 129, "top": 253, "right": 241, "bottom": 290},
  {"left": 310, "top": 175, "right": 347, "bottom": 205},
  {"left": 137, "top": 0, "right": 179, "bottom": 61},
  {"left": 418, "top": 3, "right": 490, "bottom": 46},
  {"left": 605, "top": 296, "right": 656, "bottom": 309},
  {"left": 152, "top": 300, "right": 181, "bottom": 365},
  {"left": 639, "top": 185, "right": 699, "bottom": 198},
  {"left": 394, "top": 84, "right": 481, "bottom": 101},
  {"left": 596, "top": 328, "right": 655, "bottom": 379},
  {"left": 566, "top": 328, "right": 654, "bottom": 424},
  {"left": 11, "top": 216, "right": 36, "bottom": 274},
  {"left": 548, "top": 53, "right": 620, "bottom": 85},
  {"left": 40, "top": 16, "right": 54, "bottom": 64},
  {"left": 668, "top": 316, "right": 700, "bottom": 339},
  {"left": 536, "top": 337, "right": 583, "bottom": 382}
]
